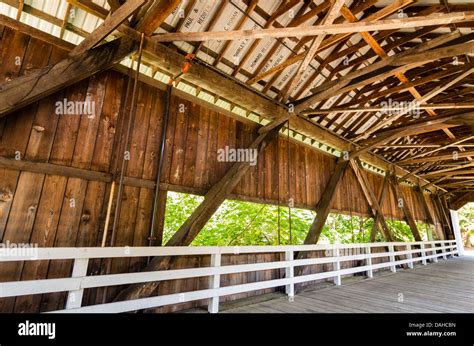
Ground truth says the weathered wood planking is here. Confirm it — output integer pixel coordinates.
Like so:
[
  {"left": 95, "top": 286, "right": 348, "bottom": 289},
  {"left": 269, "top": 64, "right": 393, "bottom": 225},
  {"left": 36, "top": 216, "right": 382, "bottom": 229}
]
[
  {"left": 13, "top": 46, "right": 71, "bottom": 313},
  {"left": 0, "top": 33, "right": 57, "bottom": 313},
  {"left": 0, "top": 28, "right": 33, "bottom": 239},
  {"left": 0, "top": 29, "right": 445, "bottom": 312}
]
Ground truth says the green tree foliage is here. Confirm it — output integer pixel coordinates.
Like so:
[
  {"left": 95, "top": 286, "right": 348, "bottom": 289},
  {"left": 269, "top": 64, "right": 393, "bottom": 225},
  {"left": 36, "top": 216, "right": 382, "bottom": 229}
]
[
  {"left": 458, "top": 203, "right": 474, "bottom": 247},
  {"left": 163, "top": 192, "right": 432, "bottom": 246}
]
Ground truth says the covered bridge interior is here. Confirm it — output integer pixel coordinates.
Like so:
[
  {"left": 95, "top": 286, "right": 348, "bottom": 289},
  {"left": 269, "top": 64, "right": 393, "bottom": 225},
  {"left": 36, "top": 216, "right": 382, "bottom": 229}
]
[{"left": 0, "top": 0, "right": 473, "bottom": 313}]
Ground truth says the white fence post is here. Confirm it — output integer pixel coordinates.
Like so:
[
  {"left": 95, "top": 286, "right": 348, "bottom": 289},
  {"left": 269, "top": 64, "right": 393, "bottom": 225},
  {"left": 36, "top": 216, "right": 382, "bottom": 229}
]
[
  {"left": 450, "top": 209, "right": 464, "bottom": 256},
  {"left": 66, "top": 258, "right": 89, "bottom": 309},
  {"left": 420, "top": 243, "right": 427, "bottom": 265},
  {"left": 389, "top": 245, "right": 396, "bottom": 272},
  {"left": 442, "top": 241, "right": 447, "bottom": 260},
  {"left": 432, "top": 244, "right": 438, "bottom": 263},
  {"left": 285, "top": 250, "right": 294, "bottom": 300},
  {"left": 406, "top": 245, "right": 413, "bottom": 269},
  {"left": 208, "top": 253, "right": 221, "bottom": 313},
  {"left": 366, "top": 246, "right": 373, "bottom": 278},
  {"left": 333, "top": 248, "right": 341, "bottom": 286}
]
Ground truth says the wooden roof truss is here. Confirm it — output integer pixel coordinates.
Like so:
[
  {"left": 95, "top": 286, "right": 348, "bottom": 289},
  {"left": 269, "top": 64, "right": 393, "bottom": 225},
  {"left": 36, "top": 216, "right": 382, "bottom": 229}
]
[{"left": 1, "top": 0, "right": 474, "bottom": 204}]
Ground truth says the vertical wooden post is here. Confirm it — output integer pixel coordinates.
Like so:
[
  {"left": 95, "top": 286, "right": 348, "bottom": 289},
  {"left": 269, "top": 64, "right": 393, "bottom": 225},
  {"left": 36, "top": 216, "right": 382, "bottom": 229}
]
[
  {"left": 389, "top": 245, "right": 396, "bottom": 272},
  {"left": 366, "top": 246, "right": 373, "bottom": 278},
  {"left": 285, "top": 250, "right": 294, "bottom": 300},
  {"left": 208, "top": 253, "right": 221, "bottom": 313},
  {"left": 333, "top": 248, "right": 341, "bottom": 286},
  {"left": 406, "top": 244, "right": 413, "bottom": 269},
  {"left": 442, "top": 241, "right": 447, "bottom": 260},
  {"left": 66, "top": 258, "right": 89, "bottom": 309},
  {"left": 420, "top": 243, "right": 427, "bottom": 265}
]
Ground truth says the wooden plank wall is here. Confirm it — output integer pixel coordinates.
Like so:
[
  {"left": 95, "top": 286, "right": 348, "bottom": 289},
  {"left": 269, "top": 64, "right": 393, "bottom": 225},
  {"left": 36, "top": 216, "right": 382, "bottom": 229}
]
[{"left": 0, "top": 27, "right": 443, "bottom": 312}]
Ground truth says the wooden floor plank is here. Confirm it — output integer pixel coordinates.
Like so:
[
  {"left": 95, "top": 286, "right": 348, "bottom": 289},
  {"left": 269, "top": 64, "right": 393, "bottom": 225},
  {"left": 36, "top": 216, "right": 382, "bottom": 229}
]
[{"left": 224, "top": 256, "right": 474, "bottom": 313}]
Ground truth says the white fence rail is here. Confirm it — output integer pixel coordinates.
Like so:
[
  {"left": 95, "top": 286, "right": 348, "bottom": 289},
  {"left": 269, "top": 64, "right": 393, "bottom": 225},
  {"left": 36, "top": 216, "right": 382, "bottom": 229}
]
[{"left": 0, "top": 240, "right": 458, "bottom": 313}]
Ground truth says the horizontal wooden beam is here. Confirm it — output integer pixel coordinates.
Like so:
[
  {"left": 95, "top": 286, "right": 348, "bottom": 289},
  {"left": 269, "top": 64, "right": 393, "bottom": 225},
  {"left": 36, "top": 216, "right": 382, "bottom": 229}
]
[
  {"left": 424, "top": 169, "right": 474, "bottom": 178},
  {"left": 152, "top": 12, "right": 474, "bottom": 42},
  {"left": 0, "top": 156, "right": 316, "bottom": 210},
  {"left": 301, "top": 103, "right": 474, "bottom": 116},
  {"left": 350, "top": 115, "right": 461, "bottom": 158},
  {"left": 398, "top": 135, "right": 474, "bottom": 163},
  {"left": 399, "top": 150, "right": 474, "bottom": 165},
  {"left": 380, "top": 144, "right": 444, "bottom": 148},
  {"left": 440, "top": 180, "right": 474, "bottom": 187},
  {"left": 421, "top": 161, "right": 474, "bottom": 177}
]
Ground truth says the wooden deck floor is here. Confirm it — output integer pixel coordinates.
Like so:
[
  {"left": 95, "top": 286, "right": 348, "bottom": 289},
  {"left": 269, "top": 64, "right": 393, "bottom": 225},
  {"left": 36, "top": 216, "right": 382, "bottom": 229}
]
[{"left": 222, "top": 256, "right": 474, "bottom": 313}]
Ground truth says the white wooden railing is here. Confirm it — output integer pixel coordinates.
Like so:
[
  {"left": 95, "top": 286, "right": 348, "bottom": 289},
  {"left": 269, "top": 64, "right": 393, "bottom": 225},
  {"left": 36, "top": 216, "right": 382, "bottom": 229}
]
[{"left": 0, "top": 240, "right": 458, "bottom": 313}]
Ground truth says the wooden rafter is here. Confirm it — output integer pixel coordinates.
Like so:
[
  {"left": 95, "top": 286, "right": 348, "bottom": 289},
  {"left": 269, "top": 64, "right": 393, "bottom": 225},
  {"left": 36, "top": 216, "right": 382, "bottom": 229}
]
[
  {"left": 247, "top": 0, "right": 410, "bottom": 86},
  {"left": 329, "top": 5, "right": 445, "bottom": 75},
  {"left": 266, "top": 1, "right": 377, "bottom": 98},
  {"left": 192, "top": 0, "right": 229, "bottom": 55},
  {"left": 356, "top": 67, "right": 474, "bottom": 141},
  {"left": 70, "top": 0, "right": 146, "bottom": 56},
  {"left": 0, "top": 0, "right": 458, "bottom": 200},
  {"left": 231, "top": 0, "right": 302, "bottom": 77},
  {"left": 152, "top": 12, "right": 474, "bottom": 43},
  {"left": 281, "top": 0, "right": 346, "bottom": 103},
  {"left": 134, "top": 0, "right": 181, "bottom": 36},
  {"left": 294, "top": 31, "right": 464, "bottom": 112},
  {"left": 398, "top": 135, "right": 474, "bottom": 163},
  {"left": 350, "top": 114, "right": 462, "bottom": 158},
  {"left": 339, "top": 4, "right": 441, "bottom": 120},
  {"left": 213, "top": 0, "right": 258, "bottom": 67},
  {"left": 421, "top": 161, "right": 474, "bottom": 177},
  {"left": 304, "top": 102, "right": 474, "bottom": 116},
  {"left": 399, "top": 150, "right": 474, "bottom": 165}
]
